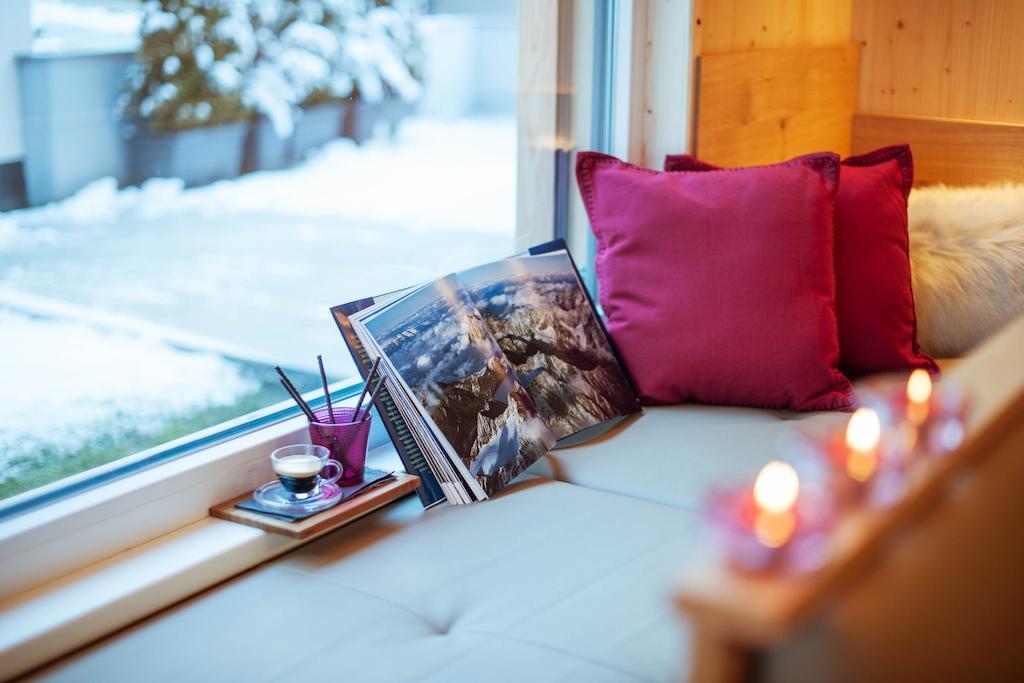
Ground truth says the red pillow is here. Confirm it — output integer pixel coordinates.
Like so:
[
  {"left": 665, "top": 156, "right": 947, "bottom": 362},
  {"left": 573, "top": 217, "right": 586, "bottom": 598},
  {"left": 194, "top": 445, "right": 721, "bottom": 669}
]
[
  {"left": 666, "top": 146, "right": 937, "bottom": 377},
  {"left": 576, "top": 151, "right": 853, "bottom": 411}
]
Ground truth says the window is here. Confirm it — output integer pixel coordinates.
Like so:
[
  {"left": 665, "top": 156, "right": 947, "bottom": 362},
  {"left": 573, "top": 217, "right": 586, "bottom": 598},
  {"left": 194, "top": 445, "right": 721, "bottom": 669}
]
[{"left": 0, "top": 0, "right": 520, "bottom": 508}]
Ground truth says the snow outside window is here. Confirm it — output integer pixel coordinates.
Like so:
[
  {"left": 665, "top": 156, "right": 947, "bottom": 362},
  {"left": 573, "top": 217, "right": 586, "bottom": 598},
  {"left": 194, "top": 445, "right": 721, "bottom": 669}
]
[{"left": 0, "top": 0, "right": 519, "bottom": 507}]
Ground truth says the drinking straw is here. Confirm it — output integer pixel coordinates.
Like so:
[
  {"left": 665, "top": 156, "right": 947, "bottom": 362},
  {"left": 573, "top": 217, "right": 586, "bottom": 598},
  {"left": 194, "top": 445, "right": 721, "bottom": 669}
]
[
  {"left": 360, "top": 376, "right": 386, "bottom": 422},
  {"left": 278, "top": 379, "right": 317, "bottom": 422},
  {"left": 275, "top": 366, "right": 316, "bottom": 421},
  {"left": 351, "top": 357, "right": 381, "bottom": 422},
  {"left": 317, "top": 355, "right": 335, "bottom": 424}
]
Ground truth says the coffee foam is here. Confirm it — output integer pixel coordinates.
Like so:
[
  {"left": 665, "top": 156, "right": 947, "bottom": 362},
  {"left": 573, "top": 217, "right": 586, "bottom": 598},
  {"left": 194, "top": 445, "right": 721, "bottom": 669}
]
[{"left": 273, "top": 454, "right": 322, "bottom": 478}]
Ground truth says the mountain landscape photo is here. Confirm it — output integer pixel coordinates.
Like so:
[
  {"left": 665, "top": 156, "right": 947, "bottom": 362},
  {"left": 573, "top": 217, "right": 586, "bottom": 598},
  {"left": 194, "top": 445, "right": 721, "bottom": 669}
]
[
  {"left": 458, "top": 251, "right": 640, "bottom": 441},
  {"left": 365, "top": 276, "right": 554, "bottom": 496}
]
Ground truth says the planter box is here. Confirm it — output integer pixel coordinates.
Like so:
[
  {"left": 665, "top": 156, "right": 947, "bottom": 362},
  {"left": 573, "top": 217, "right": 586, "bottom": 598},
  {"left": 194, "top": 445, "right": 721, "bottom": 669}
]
[
  {"left": 292, "top": 102, "right": 346, "bottom": 161},
  {"left": 0, "top": 161, "right": 27, "bottom": 211},
  {"left": 129, "top": 120, "right": 248, "bottom": 187},
  {"left": 343, "top": 97, "right": 417, "bottom": 145},
  {"left": 243, "top": 116, "right": 295, "bottom": 173},
  {"left": 16, "top": 50, "right": 134, "bottom": 206}
]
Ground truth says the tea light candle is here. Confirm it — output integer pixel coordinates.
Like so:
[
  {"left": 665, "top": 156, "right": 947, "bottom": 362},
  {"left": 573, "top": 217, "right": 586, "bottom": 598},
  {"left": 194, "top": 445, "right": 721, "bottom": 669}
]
[
  {"left": 708, "top": 460, "right": 834, "bottom": 573},
  {"left": 752, "top": 461, "right": 799, "bottom": 548},
  {"left": 905, "top": 369, "right": 933, "bottom": 425},
  {"left": 845, "top": 407, "right": 881, "bottom": 482},
  {"left": 892, "top": 370, "right": 967, "bottom": 457},
  {"left": 814, "top": 404, "right": 908, "bottom": 508}
]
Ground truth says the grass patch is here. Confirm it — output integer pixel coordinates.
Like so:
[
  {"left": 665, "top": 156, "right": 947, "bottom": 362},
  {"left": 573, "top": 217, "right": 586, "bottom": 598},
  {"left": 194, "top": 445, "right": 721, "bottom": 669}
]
[{"left": 0, "top": 362, "right": 321, "bottom": 502}]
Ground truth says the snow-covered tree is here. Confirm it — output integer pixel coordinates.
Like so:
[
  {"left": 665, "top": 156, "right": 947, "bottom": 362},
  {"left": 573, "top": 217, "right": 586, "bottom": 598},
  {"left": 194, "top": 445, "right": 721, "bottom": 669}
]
[
  {"left": 123, "top": 0, "right": 253, "bottom": 132},
  {"left": 338, "top": 0, "right": 425, "bottom": 105},
  {"left": 124, "top": 0, "right": 426, "bottom": 137},
  {"left": 242, "top": 0, "right": 353, "bottom": 137}
]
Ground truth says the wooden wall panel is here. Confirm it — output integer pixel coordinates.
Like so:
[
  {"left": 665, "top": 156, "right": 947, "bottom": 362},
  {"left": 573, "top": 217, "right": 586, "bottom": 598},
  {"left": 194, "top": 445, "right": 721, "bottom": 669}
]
[
  {"left": 852, "top": 113, "right": 1024, "bottom": 185},
  {"left": 694, "top": 0, "right": 852, "bottom": 55},
  {"left": 693, "top": 43, "right": 860, "bottom": 167},
  {"left": 630, "top": 0, "right": 694, "bottom": 168},
  {"left": 854, "top": 0, "right": 1024, "bottom": 123}
]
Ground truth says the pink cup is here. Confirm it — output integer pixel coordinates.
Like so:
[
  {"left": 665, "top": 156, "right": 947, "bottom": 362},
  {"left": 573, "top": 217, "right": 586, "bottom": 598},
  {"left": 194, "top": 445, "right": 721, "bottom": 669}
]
[{"left": 308, "top": 407, "right": 371, "bottom": 486}]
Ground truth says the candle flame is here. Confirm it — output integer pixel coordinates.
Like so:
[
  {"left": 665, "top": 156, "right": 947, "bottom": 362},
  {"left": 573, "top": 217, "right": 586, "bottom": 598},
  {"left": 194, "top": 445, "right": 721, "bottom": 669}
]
[
  {"left": 753, "top": 460, "right": 800, "bottom": 514},
  {"left": 845, "top": 408, "right": 881, "bottom": 481},
  {"left": 907, "top": 369, "right": 933, "bottom": 404},
  {"left": 846, "top": 407, "right": 881, "bottom": 452}
]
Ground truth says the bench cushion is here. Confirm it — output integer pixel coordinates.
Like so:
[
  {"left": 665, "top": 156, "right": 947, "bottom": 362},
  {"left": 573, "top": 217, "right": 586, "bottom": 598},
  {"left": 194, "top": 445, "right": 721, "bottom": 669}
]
[
  {"left": 35, "top": 478, "right": 702, "bottom": 683},
  {"left": 527, "top": 406, "right": 847, "bottom": 510},
  {"left": 33, "top": 402, "right": 862, "bottom": 682}
]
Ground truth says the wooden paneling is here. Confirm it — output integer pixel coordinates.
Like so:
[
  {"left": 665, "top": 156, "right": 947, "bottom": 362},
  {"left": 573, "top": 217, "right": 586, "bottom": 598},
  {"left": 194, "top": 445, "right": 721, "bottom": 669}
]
[
  {"left": 693, "top": 43, "right": 860, "bottom": 167},
  {"left": 694, "top": 0, "right": 852, "bottom": 55},
  {"left": 854, "top": 0, "right": 1024, "bottom": 123},
  {"left": 852, "top": 112, "right": 1024, "bottom": 185},
  {"left": 628, "top": 0, "right": 694, "bottom": 168}
]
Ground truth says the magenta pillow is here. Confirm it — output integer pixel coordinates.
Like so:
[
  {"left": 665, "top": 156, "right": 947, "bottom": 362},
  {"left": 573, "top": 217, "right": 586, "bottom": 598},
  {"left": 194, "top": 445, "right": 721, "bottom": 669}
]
[
  {"left": 577, "top": 151, "right": 853, "bottom": 411},
  {"left": 666, "top": 146, "right": 937, "bottom": 378}
]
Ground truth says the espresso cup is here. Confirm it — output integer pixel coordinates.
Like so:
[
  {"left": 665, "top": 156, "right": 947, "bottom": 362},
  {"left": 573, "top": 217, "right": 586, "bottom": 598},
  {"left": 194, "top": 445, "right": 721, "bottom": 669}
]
[{"left": 270, "top": 444, "right": 340, "bottom": 500}]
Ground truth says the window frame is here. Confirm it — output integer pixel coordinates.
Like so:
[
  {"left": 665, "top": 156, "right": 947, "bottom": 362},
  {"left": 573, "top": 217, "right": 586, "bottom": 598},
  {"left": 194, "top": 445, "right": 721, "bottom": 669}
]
[
  {"left": 0, "top": 381, "right": 372, "bottom": 522},
  {"left": 3, "top": 2, "right": 533, "bottom": 526},
  {"left": 0, "top": 382, "right": 371, "bottom": 601},
  {"left": 0, "top": 0, "right": 598, "bottom": 613},
  {"left": 0, "top": 1, "right": 642, "bottom": 675}
]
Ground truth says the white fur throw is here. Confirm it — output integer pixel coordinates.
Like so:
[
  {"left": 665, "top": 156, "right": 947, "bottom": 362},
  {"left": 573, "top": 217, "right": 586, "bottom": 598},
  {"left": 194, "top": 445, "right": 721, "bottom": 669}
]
[{"left": 908, "top": 183, "right": 1024, "bottom": 358}]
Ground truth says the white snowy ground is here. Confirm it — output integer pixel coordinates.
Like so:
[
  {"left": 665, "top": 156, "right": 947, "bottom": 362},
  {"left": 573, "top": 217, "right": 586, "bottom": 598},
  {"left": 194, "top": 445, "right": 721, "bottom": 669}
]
[{"left": 0, "top": 117, "right": 515, "bottom": 493}]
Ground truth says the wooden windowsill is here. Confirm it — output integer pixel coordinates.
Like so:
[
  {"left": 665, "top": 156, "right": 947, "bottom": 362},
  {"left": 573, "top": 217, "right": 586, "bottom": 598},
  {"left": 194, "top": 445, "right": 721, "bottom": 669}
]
[{"left": 0, "top": 444, "right": 408, "bottom": 681}]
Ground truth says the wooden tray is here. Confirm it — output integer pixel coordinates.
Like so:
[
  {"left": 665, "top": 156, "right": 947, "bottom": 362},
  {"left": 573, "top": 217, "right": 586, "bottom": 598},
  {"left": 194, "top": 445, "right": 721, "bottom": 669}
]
[{"left": 210, "top": 472, "right": 420, "bottom": 539}]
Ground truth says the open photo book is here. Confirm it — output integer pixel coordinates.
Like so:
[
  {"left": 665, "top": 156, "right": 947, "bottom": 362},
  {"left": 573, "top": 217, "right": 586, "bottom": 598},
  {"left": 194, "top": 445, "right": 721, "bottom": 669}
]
[{"left": 331, "top": 241, "right": 640, "bottom": 506}]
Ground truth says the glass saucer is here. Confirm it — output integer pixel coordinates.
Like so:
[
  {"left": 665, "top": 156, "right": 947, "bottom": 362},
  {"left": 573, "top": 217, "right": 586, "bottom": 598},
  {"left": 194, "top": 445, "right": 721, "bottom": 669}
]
[{"left": 253, "top": 480, "right": 343, "bottom": 515}]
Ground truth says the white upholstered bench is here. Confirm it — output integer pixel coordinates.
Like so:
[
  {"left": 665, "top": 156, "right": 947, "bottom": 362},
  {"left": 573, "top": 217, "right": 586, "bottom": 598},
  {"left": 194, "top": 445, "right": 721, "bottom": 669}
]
[{"left": 29, "top": 317, "right": 1024, "bottom": 683}]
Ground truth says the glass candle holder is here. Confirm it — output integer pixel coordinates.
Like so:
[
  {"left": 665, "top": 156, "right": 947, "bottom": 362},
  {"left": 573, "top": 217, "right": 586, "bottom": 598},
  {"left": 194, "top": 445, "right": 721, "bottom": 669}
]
[
  {"left": 706, "top": 462, "right": 836, "bottom": 574},
  {"left": 870, "top": 370, "right": 969, "bottom": 460},
  {"left": 923, "top": 384, "right": 968, "bottom": 455},
  {"left": 818, "top": 403, "right": 913, "bottom": 509}
]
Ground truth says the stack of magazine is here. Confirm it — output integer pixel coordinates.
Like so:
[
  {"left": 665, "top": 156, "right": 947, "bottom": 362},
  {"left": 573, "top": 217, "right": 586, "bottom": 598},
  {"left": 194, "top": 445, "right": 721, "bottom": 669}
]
[{"left": 332, "top": 241, "right": 640, "bottom": 507}]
